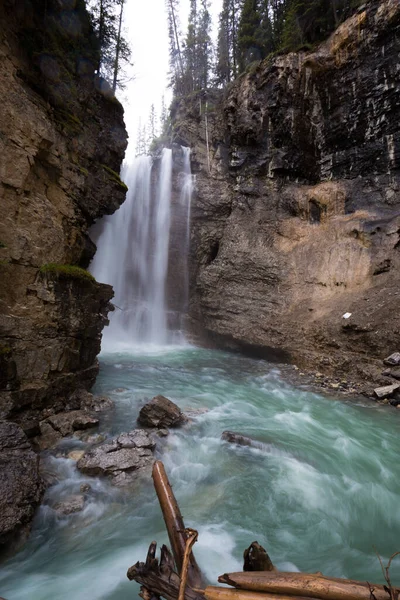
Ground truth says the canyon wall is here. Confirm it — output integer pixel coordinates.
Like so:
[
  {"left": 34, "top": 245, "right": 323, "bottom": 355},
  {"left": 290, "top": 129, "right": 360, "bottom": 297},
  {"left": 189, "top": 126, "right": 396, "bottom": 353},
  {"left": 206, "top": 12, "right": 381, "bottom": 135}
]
[
  {"left": 0, "top": 0, "right": 127, "bottom": 551},
  {"left": 173, "top": 0, "right": 400, "bottom": 392}
]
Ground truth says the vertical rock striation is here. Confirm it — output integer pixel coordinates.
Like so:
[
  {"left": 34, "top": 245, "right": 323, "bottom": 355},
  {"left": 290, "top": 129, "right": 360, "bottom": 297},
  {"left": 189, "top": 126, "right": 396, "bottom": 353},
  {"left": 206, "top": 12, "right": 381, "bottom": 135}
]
[
  {"left": 0, "top": 0, "right": 127, "bottom": 551},
  {"left": 173, "top": 0, "right": 400, "bottom": 388}
]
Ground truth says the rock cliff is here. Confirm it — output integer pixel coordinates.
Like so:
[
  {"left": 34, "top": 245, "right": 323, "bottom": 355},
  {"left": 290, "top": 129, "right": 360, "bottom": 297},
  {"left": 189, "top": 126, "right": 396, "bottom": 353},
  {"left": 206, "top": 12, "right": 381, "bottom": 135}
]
[
  {"left": 173, "top": 0, "right": 400, "bottom": 392},
  {"left": 0, "top": 0, "right": 127, "bottom": 551}
]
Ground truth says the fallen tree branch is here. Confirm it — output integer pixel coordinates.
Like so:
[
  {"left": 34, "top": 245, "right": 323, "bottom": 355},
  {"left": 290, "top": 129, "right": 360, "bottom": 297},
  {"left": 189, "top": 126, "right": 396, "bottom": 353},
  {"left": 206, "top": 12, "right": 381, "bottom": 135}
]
[
  {"left": 217, "top": 571, "right": 399, "bottom": 600},
  {"left": 127, "top": 542, "right": 204, "bottom": 600},
  {"left": 205, "top": 587, "right": 313, "bottom": 600},
  {"left": 152, "top": 461, "right": 203, "bottom": 588}
]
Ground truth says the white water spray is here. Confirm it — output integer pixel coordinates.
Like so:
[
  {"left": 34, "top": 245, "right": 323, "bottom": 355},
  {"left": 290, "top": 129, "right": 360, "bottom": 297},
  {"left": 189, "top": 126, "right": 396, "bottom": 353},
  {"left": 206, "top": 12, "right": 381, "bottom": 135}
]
[{"left": 90, "top": 147, "right": 193, "bottom": 349}]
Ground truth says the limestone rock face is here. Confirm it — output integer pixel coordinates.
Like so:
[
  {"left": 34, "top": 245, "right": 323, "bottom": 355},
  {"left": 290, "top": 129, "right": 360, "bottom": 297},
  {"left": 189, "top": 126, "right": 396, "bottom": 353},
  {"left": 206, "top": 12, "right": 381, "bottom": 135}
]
[
  {"left": 172, "top": 0, "right": 400, "bottom": 390},
  {"left": 0, "top": 0, "right": 127, "bottom": 553},
  {"left": 0, "top": 0, "right": 127, "bottom": 433},
  {"left": 0, "top": 421, "right": 43, "bottom": 554}
]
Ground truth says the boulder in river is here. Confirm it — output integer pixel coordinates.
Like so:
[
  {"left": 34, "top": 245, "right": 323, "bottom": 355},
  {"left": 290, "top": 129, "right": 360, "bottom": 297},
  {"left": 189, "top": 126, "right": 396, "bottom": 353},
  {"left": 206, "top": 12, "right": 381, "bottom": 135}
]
[
  {"left": 77, "top": 429, "right": 156, "bottom": 486},
  {"left": 54, "top": 494, "right": 85, "bottom": 516},
  {"left": 221, "top": 431, "right": 267, "bottom": 451},
  {"left": 138, "top": 395, "right": 186, "bottom": 429},
  {"left": 0, "top": 421, "right": 43, "bottom": 554}
]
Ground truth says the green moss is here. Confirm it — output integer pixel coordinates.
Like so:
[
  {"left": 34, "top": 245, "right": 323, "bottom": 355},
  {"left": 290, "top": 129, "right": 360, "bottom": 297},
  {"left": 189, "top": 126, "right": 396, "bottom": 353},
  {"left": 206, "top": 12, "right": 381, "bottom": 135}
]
[
  {"left": 77, "top": 165, "right": 89, "bottom": 177},
  {"left": 0, "top": 241, "right": 6, "bottom": 248},
  {"left": 100, "top": 164, "right": 128, "bottom": 192},
  {"left": 54, "top": 109, "right": 83, "bottom": 135},
  {"left": 0, "top": 344, "right": 11, "bottom": 356},
  {"left": 39, "top": 263, "right": 95, "bottom": 282}
]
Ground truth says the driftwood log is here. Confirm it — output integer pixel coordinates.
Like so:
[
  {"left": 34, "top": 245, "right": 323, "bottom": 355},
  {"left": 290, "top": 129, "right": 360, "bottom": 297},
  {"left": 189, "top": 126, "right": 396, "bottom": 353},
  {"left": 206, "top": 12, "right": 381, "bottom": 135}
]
[
  {"left": 205, "top": 587, "right": 313, "bottom": 600},
  {"left": 152, "top": 461, "right": 203, "bottom": 589},
  {"left": 127, "top": 541, "right": 204, "bottom": 600},
  {"left": 217, "top": 572, "right": 398, "bottom": 600}
]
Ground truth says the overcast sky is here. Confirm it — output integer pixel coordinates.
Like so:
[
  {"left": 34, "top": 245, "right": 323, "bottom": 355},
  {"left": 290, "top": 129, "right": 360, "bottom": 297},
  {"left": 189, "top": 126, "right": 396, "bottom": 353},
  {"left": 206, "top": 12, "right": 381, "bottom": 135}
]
[{"left": 120, "top": 0, "right": 222, "bottom": 159}]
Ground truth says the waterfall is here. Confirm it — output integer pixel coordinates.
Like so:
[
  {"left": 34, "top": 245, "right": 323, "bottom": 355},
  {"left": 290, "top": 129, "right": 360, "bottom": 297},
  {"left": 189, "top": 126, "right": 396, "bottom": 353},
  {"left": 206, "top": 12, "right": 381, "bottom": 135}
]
[
  {"left": 90, "top": 147, "right": 193, "bottom": 350},
  {"left": 149, "top": 148, "right": 172, "bottom": 344},
  {"left": 180, "top": 147, "right": 194, "bottom": 320}
]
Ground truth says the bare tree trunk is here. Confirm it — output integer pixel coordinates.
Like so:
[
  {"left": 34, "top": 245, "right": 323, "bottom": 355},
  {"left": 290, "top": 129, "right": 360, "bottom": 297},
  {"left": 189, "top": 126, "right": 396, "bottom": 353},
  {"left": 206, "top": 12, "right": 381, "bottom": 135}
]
[{"left": 112, "top": 0, "right": 124, "bottom": 92}]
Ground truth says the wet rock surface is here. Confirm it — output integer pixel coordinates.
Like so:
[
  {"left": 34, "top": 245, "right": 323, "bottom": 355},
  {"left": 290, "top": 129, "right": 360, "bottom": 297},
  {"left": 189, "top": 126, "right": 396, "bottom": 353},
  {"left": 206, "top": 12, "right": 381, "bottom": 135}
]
[
  {"left": 54, "top": 494, "right": 85, "bottom": 516},
  {"left": 138, "top": 395, "right": 187, "bottom": 429},
  {"left": 36, "top": 410, "right": 100, "bottom": 451},
  {"left": 0, "top": 0, "right": 127, "bottom": 434},
  {"left": 77, "top": 430, "right": 156, "bottom": 486},
  {"left": 171, "top": 0, "right": 400, "bottom": 394},
  {"left": 221, "top": 431, "right": 267, "bottom": 450},
  {"left": 0, "top": 421, "right": 43, "bottom": 554}
]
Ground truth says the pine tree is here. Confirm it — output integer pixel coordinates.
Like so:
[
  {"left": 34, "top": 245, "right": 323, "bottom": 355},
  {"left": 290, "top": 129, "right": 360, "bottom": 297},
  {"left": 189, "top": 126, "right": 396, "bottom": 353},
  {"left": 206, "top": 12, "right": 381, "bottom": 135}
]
[
  {"left": 160, "top": 95, "right": 168, "bottom": 134},
  {"left": 88, "top": 0, "right": 131, "bottom": 92},
  {"left": 184, "top": 0, "right": 198, "bottom": 92},
  {"left": 166, "top": 0, "right": 185, "bottom": 94},
  {"left": 215, "top": 0, "right": 240, "bottom": 85},
  {"left": 237, "top": 0, "right": 262, "bottom": 71},
  {"left": 197, "top": 0, "right": 212, "bottom": 89}
]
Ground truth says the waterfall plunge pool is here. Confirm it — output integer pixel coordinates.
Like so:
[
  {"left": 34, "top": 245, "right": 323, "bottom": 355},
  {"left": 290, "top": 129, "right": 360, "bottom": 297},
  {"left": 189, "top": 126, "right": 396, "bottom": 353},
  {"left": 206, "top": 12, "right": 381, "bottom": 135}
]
[{"left": 1, "top": 345, "right": 400, "bottom": 599}]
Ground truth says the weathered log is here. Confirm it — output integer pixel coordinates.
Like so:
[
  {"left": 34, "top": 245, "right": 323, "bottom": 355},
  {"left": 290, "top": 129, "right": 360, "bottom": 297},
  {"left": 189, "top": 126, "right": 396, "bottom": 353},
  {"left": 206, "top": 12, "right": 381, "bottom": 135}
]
[
  {"left": 243, "top": 542, "right": 277, "bottom": 572},
  {"left": 127, "top": 542, "right": 204, "bottom": 600},
  {"left": 179, "top": 529, "right": 200, "bottom": 600},
  {"left": 152, "top": 461, "right": 203, "bottom": 588},
  {"left": 205, "top": 587, "right": 312, "bottom": 600},
  {"left": 217, "top": 572, "right": 396, "bottom": 600}
]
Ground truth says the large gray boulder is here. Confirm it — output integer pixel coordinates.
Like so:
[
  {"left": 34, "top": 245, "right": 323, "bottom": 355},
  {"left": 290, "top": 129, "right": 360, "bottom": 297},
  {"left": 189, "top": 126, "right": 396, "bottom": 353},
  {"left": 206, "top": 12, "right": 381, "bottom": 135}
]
[
  {"left": 138, "top": 395, "right": 186, "bottom": 429},
  {"left": 0, "top": 421, "right": 43, "bottom": 554},
  {"left": 77, "top": 430, "right": 155, "bottom": 486}
]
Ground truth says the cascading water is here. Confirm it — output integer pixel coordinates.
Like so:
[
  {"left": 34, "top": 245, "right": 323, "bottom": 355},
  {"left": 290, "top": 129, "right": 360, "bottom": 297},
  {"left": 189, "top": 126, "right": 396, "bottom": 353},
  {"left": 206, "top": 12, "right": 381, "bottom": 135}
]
[
  {"left": 180, "top": 147, "right": 194, "bottom": 320},
  {"left": 90, "top": 148, "right": 178, "bottom": 348},
  {"left": 150, "top": 148, "right": 173, "bottom": 344}
]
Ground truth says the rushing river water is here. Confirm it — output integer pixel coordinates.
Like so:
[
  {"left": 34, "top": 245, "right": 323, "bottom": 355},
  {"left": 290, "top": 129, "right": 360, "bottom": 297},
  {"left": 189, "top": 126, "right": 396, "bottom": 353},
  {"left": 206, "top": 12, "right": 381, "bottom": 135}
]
[{"left": 1, "top": 346, "right": 400, "bottom": 599}]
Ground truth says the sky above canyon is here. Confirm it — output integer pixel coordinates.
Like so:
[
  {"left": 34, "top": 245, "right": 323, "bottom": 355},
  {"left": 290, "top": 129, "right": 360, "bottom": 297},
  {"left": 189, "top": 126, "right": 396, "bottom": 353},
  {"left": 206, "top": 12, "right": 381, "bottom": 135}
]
[{"left": 122, "top": 0, "right": 222, "bottom": 158}]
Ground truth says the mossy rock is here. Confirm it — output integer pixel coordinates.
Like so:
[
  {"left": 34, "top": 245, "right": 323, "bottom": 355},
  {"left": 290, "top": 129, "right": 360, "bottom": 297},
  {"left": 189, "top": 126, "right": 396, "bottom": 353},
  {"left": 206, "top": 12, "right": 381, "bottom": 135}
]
[
  {"left": 0, "top": 241, "right": 7, "bottom": 248},
  {"left": 39, "top": 263, "right": 95, "bottom": 282},
  {"left": 0, "top": 344, "right": 11, "bottom": 357},
  {"left": 54, "top": 108, "right": 83, "bottom": 135},
  {"left": 100, "top": 164, "right": 128, "bottom": 192}
]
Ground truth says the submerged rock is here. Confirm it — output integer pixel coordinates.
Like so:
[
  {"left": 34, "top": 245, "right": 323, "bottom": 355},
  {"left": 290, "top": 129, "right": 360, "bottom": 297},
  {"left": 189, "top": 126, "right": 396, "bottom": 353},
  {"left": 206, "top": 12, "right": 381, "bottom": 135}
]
[
  {"left": 54, "top": 494, "right": 85, "bottom": 515},
  {"left": 0, "top": 421, "right": 43, "bottom": 554},
  {"left": 221, "top": 431, "right": 267, "bottom": 451},
  {"left": 77, "top": 429, "right": 156, "bottom": 486},
  {"left": 138, "top": 395, "right": 186, "bottom": 429}
]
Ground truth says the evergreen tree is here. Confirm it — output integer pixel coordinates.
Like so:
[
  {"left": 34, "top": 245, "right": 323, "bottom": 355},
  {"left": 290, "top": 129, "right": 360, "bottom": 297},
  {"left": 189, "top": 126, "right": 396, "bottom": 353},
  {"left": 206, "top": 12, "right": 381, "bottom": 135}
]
[
  {"left": 88, "top": 0, "right": 131, "bottom": 92},
  {"left": 160, "top": 95, "right": 168, "bottom": 134},
  {"left": 237, "top": 0, "right": 262, "bottom": 71},
  {"left": 184, "top": 0, "right": 198, "bottom": 92},
  {"left": 215, "top": 0, "right": 240, "bottom": 85},
  {"left": 197, "top": 0, "right": 213, "bottom": 89},
  {"left": 166, "top": 0, "right": 185, "bottom": 94}
]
